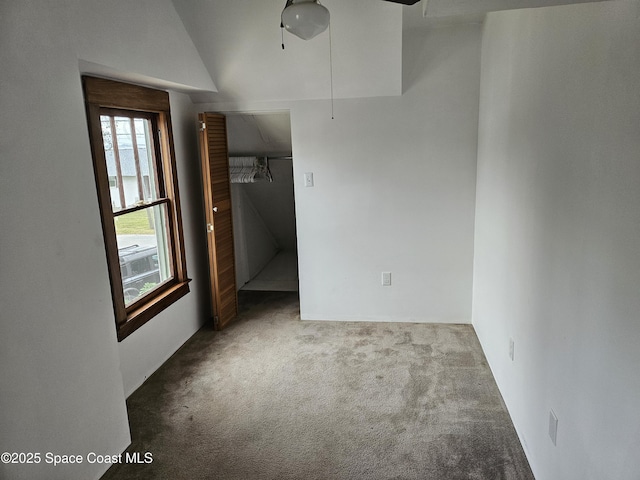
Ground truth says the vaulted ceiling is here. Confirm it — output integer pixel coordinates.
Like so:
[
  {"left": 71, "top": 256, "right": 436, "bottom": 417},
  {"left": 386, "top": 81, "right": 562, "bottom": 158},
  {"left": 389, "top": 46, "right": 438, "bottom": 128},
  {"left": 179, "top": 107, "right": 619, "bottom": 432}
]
[
  {"left": 172, "top": 0, "right": 614, "bottom": 104},
  {"left": 172, "top": 0, "right": 403, "bottom": 103},
  {"left": 173, "top": 0, "right": 615, "bottom": 155}
]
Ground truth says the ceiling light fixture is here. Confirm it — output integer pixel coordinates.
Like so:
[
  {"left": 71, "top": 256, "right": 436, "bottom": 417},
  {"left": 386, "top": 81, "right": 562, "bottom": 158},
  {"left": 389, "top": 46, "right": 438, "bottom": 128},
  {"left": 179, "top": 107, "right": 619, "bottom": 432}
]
[
  {"left": 281, "top": 0, "right": 330, "bottom": 41},
  {"left": 280, "top": 0, "right": 334, "bottom": 120}
]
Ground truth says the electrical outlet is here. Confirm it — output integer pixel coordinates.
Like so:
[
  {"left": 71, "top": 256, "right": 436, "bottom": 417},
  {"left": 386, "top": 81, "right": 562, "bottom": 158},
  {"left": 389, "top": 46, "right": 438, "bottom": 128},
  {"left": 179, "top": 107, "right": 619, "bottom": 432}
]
[
  {"left": 304, "top": 172, "right": 314, "bottom": 187},
  {"left": 381, "top": 272, "right": 391, "bottom": 286},
  {"left": 549, "top": 410, "right": 558, "bottom": 446},
  {"left": 509, "top": 338, "right": 515, "bottom": 361}
]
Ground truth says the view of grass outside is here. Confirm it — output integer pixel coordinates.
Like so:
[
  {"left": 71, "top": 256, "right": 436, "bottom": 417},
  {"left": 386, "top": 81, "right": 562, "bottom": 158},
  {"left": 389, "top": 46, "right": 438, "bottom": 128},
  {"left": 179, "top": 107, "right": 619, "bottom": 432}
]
[{"left": 114, "top": 209, "right": 154, "bottom": 234}]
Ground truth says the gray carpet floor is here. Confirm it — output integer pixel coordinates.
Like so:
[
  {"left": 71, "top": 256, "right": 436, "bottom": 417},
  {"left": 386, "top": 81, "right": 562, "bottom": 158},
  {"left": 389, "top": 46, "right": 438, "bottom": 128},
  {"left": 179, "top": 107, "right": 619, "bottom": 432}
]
[{"left": 101, "top": 291, "right": 534, "bottom": 480}]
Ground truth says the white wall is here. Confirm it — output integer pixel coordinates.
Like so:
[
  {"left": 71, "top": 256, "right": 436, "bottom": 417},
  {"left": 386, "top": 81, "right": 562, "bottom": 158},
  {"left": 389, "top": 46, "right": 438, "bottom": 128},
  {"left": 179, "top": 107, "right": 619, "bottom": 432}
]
[
  {"left": 291, "top": 23, "right": 481, "bottom": 322},
  {"left": 231, "top": 160, "right": 297, "bottom": 289},
  {"left": 232, "top": 185, "right": 279, "bottom": 288},
  {"left": 0, "top": 1, "right": 212, "bottom": 479},
  {"left": 117, "top": 92, "right": 211, "bottom": 396},
  {"left": 195, "top": 13, "right": 481, "bottom": 324},
  {"left": 473, "top": 2, "right": 640, "bottom": 479},
  {"left": 242, "top": 159, "right": 298, "bottom": 252}
]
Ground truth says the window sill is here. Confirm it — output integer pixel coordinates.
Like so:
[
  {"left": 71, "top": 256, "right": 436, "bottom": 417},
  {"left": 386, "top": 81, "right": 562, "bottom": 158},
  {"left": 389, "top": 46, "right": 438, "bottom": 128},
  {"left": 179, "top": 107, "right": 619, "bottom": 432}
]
[{"left": 117, "top": 279, "right": 191, "bottom": 341}]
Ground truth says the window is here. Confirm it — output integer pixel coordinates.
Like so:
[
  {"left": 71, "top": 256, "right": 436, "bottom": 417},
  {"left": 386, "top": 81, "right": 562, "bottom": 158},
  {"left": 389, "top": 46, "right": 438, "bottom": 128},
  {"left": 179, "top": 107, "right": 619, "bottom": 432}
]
[{"left": 83, "top": 76, "right": 190, "bottom": 340}]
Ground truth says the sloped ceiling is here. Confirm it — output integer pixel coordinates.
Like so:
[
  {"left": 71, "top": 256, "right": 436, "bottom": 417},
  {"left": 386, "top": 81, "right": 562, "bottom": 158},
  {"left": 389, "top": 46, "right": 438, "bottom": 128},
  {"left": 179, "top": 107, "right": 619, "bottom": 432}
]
[
  {"left": 173, "top": 0, "right": 614, "bottom": 104},
  {"left": 174, "top": 0, "right": 614, "bottom": 153},
  {"left": 172, "top": 0, "right": 403, "bottom": 103},
  {"left": 226, "top": 112, "right": 292, "bottom": 156},
  {"left": 422, "top": 0, "right": 616, "bottom": 17}
]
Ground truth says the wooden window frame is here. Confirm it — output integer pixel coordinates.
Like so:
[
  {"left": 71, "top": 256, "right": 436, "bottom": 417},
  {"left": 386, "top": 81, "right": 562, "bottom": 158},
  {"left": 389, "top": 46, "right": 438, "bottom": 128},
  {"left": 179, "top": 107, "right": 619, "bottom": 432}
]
[{"left": 83, "top": 76, "right": 190, "bottom": 341}]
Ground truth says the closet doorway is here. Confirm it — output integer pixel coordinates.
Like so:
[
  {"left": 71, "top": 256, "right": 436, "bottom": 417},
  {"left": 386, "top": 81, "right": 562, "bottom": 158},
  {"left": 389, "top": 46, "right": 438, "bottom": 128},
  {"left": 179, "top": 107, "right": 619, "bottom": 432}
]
[{"left": 225, "top": 112, "right": 298, "bottom": 294}]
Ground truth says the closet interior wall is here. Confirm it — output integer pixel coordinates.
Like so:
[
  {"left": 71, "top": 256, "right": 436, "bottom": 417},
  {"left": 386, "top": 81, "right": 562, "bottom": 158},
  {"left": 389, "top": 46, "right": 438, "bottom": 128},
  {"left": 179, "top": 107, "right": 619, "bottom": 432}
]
[
  {"left": 225, "top": 111, "right": 296, "bottom": 292},
  {"left": 231, "top": 158, "right": 298, "bottom": 291}
]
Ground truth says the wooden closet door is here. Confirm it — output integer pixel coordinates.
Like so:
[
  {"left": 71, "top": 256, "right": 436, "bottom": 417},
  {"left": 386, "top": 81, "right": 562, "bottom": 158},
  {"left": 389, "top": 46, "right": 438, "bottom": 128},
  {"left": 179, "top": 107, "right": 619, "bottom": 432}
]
[{"left": 199, "top": 112, "right": 238, "bottom": 330}]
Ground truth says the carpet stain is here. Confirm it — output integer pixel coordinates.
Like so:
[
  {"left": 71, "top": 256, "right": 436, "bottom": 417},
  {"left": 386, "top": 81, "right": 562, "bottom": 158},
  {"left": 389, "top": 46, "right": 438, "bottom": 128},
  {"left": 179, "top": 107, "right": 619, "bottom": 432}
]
[
  {"left": 375, "top": 347, "right": 400, "bottom": 357},
  {"left": 101, "top": 291, "right": 535, "bottom": 480},
  {"left": 298, "top": 334, "right": 319, "bottom": 344}
]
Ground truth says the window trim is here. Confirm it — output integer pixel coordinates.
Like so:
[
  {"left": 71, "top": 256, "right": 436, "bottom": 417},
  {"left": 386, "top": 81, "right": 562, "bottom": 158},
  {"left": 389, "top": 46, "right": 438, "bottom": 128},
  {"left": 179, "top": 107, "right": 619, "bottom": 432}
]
[{"left": 83, "top": 76, "right": 190, "bottom": 341}]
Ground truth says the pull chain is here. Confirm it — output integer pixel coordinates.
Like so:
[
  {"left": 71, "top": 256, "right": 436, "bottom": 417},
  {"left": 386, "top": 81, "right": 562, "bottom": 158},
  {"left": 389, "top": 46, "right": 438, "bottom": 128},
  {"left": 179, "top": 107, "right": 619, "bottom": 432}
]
[{"left": 329, "top": 22, "right": 334, "bottom": 120}]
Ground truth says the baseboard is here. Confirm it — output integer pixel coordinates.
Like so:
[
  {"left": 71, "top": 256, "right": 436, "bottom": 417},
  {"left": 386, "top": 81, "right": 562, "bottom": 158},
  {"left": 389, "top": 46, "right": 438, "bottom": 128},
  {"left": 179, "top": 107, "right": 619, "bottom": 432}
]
[
  {"left": 471, "top": 323, "right": 538, "bottom": 480},
  {"left": 300, "top": 313, "right": 471, "bottom": 324}
]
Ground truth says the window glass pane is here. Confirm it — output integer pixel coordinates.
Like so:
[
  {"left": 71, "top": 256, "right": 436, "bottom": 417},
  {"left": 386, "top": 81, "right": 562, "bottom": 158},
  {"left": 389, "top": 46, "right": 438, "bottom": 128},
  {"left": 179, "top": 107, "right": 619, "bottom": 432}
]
[
  {"left": 100, "top": 115, "right": 161, "bottom": 211},
  {"left": 115, "top": 205, "right": 173, "bottom": 305}
]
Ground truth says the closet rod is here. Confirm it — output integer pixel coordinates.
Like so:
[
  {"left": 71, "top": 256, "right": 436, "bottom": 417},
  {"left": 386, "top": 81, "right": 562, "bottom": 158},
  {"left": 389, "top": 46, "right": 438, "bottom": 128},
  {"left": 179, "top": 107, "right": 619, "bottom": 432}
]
[{"left": 229, "top": 155, "right": 292, "bottom": 160}]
